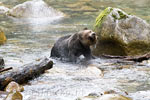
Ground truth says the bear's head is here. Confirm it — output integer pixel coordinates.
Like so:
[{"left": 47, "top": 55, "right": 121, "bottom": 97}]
[{"left": 78, "top": 28, "right": 97, "bottom": 46}]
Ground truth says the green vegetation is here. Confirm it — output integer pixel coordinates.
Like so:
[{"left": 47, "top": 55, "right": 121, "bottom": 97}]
[
  {"left": 94, "top": 7, "right": 113, "bottom": 29},
  {"left": 94, "top": 7, "right": 129, "bottom": 32},
  {"left": 118, "top": 10, "right": 128, "bottom": 19},
  {"left": 111, "top": 10, "right": 128, "bottom": 21}
]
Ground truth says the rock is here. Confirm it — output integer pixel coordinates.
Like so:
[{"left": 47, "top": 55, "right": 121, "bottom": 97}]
[
  {"left": 7, "top": 0, "right": 64, "bottom": 18},
  {"left": 98, "top": 94, "right": 132, "bottom": 100},
  {"left": 0, "top": 29, "right": 6, "bottom": 45},
  {"left": 103, "top": 90, "right": 117, "bottom": 94},
  {"left": 0, "top": 57, "right": 4, "bottom": 69},
  {"left": 0, "top": 6, "right": 9, "bottom": 14},
  {"left": 76, "top": 93, "right": 132, "bottom": 100},
  {"left": 5, "top": 81, "right": 24, "bottom": 92},
  {"left": 93, "top": 7, "right": 150, "bottom": 56},
  {"left": 4, "top": 91, "right": 23, "bottom": 100},
  {"left": 0, "top": 2, "right": 10, "bottom": 14},
  {"left": 74, "top": 66, "right": 102, "bottom": 77},
  {"left": 97, "top": 94, "right": 132, "bottom": 100},
  {"left": 0, "top": 57, "right": 4, "bottom": 65}
]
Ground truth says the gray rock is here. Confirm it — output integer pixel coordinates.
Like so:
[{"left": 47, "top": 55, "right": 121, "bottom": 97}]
[
  {"left": 0, "top": 6, "right": 9, "bottom": 14},
  {"left": 7, "top": 0, "right": 64, "bottom": 18},
  {"left": 0, "top": 57, "right": 4, "bottom": 69},
  {"left": 93, "top": 7, "right": 150, "bottom": 56}
]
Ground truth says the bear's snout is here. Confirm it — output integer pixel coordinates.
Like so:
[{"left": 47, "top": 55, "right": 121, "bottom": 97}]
[
  {"left": 89, "top": 32, "right": 96, "bottom": 40},
  {"left": 91, "top": 32, "right": 96, "bottom": 37},
  {"left": 91, "top": 32, "right": 96, "bottom": 36}
]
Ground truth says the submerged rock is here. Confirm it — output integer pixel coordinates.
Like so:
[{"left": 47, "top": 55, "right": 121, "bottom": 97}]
[
  {"left": 0, "top": 28, "right": 7, "bottom": 45},
  {"left": 7, "top": 0, "right": 64, "bottom": 18},
  {"left": 76, "top": 93, "right": 132, "bottom": 100},
  {"left": 93, "top": 7, "right": 150, "bottom": 56},
  {"left": 79, "top": 66, "right": 102, "bottom": 77},
  {"left": 5, "top": 81, "right": 24, "bottom": 92}
]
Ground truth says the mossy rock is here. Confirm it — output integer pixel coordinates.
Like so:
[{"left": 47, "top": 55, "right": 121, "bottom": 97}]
[
  {"left": 0, "top": 29, "right": 6, "bottom": 45},
  {"left": 93, "top": 7, "right": 150, "bottom": 56}
]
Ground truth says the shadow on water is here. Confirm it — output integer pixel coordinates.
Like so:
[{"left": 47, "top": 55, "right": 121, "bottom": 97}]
[{"left": 0, "top": 0, "right": 150, "bottom": 100}]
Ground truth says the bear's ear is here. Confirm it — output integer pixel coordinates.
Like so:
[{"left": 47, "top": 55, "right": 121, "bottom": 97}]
[{"left": 83, "top": 27, "right": 88, "bottom": 30}]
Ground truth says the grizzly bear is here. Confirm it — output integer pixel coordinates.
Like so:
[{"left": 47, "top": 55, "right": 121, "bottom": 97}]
[{"left": 50, "top": 28, "right": 97, "bottom": 62}]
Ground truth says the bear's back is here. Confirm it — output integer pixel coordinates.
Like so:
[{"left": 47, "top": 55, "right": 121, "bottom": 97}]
[{"left": 51, "top": 35, "right": 71, "bottom": 58}]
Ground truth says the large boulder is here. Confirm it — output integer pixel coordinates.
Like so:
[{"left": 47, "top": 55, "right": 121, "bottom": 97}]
[
  {"left": 0, "top": 29, "right": 6, "bottom": 45},
  {"left": 93, "top": 7, "right": 150, "bottom": 56},
  {"left": 7, "top": 0, "right": 64, "bottom": 18}
]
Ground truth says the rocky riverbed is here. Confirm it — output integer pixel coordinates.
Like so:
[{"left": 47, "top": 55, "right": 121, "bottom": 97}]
[{"left": 0, "top": 0, "right": 150, "bottom": 100}]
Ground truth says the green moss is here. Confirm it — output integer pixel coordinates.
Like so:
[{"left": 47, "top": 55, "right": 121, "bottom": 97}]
[
  {"left": 94, "top": 8, "right": 129, "bottom": 28},
  {"left": 128, "top": 13, "right": 131, "bottom": 15},
  {"left": 111, "top": 10, "right": 128, "bottom": 21},
  {"left": 94, "top": 7, "right": 113, "bottom": 29},
  {"left": 112, "top": 14, "right": 117, "bottom": 21},
  {"left": 126, "top": 41, "right": 150, "bottom": 56},
  {"left": 118, "top": 10, "right": 128, "bottom": 20}
]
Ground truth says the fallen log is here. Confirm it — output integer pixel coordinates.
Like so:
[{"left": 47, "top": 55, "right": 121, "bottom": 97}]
[
  {"left": 0, "top": 67, "right": 13, "bottom": 73},
  {"left": 0, "top": 57, "right": 53, "bottom": 90},
  {"left": 102, "top": 53, "right": 150, "bottom": 62}
]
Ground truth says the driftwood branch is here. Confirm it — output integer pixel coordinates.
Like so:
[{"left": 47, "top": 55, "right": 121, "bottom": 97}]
[
  {"left": 0, "top": 57, "right": 53, "bottom": 90},
  {"left": 102, "top": 53, "right": 150, "bottom": 62},
  {"left": 125, "top": 53, "right": 150, "bottom": 62},
  {"left": 101, "top": 54, "right": 127, "bottom": 59},
  {"left": 0, "top": 67, "right": 13, "bottom": 73}
]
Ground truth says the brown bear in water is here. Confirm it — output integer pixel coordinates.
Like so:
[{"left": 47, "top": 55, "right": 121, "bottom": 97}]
[{"left": 50, "top": 28, "right": 97, "bottom": 62}]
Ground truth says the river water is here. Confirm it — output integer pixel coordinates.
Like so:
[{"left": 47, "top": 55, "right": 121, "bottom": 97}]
[{"left": 0, "top": 0, "right": 150, "bottom": 100}]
